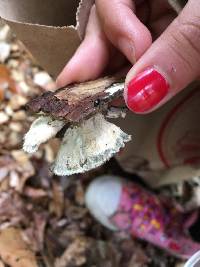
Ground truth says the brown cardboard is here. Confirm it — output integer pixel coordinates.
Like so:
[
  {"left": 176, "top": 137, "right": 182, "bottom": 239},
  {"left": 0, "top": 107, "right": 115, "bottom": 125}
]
[{"left": 0, "top": 0, "right": 91, "bottom": 78}]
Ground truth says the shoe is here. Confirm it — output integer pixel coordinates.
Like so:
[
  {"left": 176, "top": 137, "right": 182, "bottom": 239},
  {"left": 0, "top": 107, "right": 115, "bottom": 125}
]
[
  {"left": 85, "top": 175, "right": 200, "bottom": 259},
  {"left": 184, "top": 250, "right": 200, "bottom": 266}
]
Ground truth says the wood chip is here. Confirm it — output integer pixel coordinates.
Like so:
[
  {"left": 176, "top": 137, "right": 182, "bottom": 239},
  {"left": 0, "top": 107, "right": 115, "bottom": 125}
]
[
  {"left": 55, "top": 237, "right": 88, "bottom": 267},
  {"left": 0, "top": 112, "right": 9, "bottom": 124},
  {"left": 9, "top": 95, "right": 28, "bottom": 110}
]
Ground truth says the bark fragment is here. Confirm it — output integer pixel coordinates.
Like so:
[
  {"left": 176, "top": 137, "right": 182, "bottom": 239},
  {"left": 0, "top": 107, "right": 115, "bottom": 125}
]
[{"left": 27, "top": 76, "right": 125, "bottom": 122}]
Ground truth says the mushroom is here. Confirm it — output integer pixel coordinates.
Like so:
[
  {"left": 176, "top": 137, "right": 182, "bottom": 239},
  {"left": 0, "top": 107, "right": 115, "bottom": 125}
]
[{"left": 23, "top": 76, "right": 131, "bottom": 175}]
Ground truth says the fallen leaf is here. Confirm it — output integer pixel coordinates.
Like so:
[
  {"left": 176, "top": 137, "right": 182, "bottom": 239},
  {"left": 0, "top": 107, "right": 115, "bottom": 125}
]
[
  {"left": 54, "top": 237, "right": 88, "bottom": 267},
  {"left": 0, "top": 227, "right": 38, "bottom": 267},
  {"left": 50, "top": 181, "right": 64, "bottom": 218},
  {"left": 24, "top": 212, "right": 47, "bottom": 252},
  {"left": 23, "top": 187, "right": 48, "bottom": 199},
  {"left": 0, "top": 65, "right": 16, "bottom": 100}
]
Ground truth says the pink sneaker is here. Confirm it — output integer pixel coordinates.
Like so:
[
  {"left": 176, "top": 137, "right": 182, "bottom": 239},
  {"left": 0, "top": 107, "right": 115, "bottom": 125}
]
[{"left": 85, "top": 175, "right": 200, "bottom": 259}]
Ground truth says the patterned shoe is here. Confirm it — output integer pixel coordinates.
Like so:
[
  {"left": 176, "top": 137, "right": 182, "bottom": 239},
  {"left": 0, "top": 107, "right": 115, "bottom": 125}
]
[{"left": 85, "top": 175, "right": 200, "bottom": 259}]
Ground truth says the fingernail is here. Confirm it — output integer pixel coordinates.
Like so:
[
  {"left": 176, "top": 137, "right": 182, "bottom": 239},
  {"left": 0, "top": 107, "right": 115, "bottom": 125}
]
[{"left": 125, "top": 68, "right": 169, "bottom": 113}]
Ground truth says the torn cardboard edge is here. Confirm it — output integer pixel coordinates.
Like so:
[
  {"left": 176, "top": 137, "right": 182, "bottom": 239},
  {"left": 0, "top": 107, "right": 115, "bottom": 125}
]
[
  {"left": 0, "top": 0, "right": 94, "bottom": 78},
  {"left": 76, "top": 0, "right": 95, "bottom": 39}
]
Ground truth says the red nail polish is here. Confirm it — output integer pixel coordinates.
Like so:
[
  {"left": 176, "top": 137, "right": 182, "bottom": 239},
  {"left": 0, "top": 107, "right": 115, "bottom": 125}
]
[{"left": 126, "top": 68, "right": 169, "bottom": 113}]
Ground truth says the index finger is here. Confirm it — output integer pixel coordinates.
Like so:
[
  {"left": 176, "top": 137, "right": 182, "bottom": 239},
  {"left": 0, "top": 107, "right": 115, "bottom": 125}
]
[{"left": 95, "top": 0, "right": 152, "bottom": 62}]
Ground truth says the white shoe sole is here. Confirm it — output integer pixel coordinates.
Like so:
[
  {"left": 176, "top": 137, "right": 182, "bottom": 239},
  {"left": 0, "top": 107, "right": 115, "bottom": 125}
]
[
  {"left": 85, "top": 175, "right": 123, "bottom": 230},
  {"left": 185, "top": 250, "right": 200, "bottom": 267}
]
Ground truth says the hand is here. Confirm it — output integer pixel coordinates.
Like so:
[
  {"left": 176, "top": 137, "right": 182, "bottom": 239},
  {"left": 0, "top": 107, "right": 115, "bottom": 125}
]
[{"left": 57, "top": 0, "right": 200, "bottom": 114}]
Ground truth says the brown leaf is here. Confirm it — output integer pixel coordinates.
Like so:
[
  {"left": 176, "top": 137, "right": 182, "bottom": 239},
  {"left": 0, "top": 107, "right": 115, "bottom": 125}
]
[
  {"left": 50, "top": 181, "right": 64, "bottom": 218},
  {"left": 23, "top": 187, "right": 48, "bottom": 199},
  {"left": 0, "top": 227, "right": 38, "bottom": 267},
  {"left": 0, "top": 65, "right": 16, "bottom": 101},
  {"left": 24, "top": 212, "right": 47, "bottom": 252},
  {"left": 54, "top": 237, "right": 88, "bottom": 267},
  {"left": 55, "top": 237, "right": 121, "bottom": 267},
  {"left": 75, "top": 181, "right": 85, "bottom": 206},
  {"left": 0, "top": 154, "right": 35, "bottom": 193},
  {"left": 0, "top": 191, "right": 28, "bottom": 228}
]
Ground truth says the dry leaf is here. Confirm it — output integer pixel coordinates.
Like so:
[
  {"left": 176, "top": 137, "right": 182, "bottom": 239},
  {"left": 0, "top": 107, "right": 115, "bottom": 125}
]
[
  {"left": 50, "top": 181, "right": 64, "bottom": 218},
  {"left": 55, "top": 237, "right": 88, "bottom": 267},
  {"left": 0, "top": 227, "right": 38, "bottom": 267},
  {"left": 0, "top": 64, "right": 16, "bottom": 100}
]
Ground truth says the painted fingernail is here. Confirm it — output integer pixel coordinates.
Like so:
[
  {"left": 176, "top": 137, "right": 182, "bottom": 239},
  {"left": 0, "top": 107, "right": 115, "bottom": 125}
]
[{"left": 125, "top": 68, "right": 169, "bottom": 113}]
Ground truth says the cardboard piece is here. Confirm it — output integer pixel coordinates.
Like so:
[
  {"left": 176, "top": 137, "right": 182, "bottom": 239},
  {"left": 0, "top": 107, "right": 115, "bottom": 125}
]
[
  {"left": 76, "top": 0, "right": 94, "bottom": 39},
  {"left": 0, "top": 0, "right": 91, "bottom": 78}
]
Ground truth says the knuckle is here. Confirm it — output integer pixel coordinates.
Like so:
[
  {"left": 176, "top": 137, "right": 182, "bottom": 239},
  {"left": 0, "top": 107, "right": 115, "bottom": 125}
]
[
  {"left": 167, "top": 34, "right": 195, "bottom": 73},
  {"left": 168, "top": 16, "right": 200, "bottom": 73}
]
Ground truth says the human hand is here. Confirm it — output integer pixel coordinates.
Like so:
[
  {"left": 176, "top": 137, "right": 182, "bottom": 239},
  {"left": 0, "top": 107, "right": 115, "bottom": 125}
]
[{"left": 57, "top": 0, "right": 200, "bottom": 114}]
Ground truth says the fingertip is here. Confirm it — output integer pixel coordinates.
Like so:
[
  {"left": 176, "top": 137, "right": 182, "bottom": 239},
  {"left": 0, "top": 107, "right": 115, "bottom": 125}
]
[
  {"left": 55, "top": 73, "right": 68, "bottom": 88},
  {"left": 55, "top": 57, "right": 76, "bottom": 88},
  {"left": 56, "top": 5, "right": 110, "bottom": 88},
  {"left": 56, "top": 43, "right": 102, "bottom": 88},
  {"left": 124, "top": 67, "right": 169, "bottom": 114},
  {"left": 96, "top": 0, "right": 152, "bottom": 63}
]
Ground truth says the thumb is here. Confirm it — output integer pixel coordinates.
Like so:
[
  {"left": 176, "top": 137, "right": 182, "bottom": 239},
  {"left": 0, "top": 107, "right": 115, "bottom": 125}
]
[{"left": 124, "top": 0, "right": 200, "bottom": 114}]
